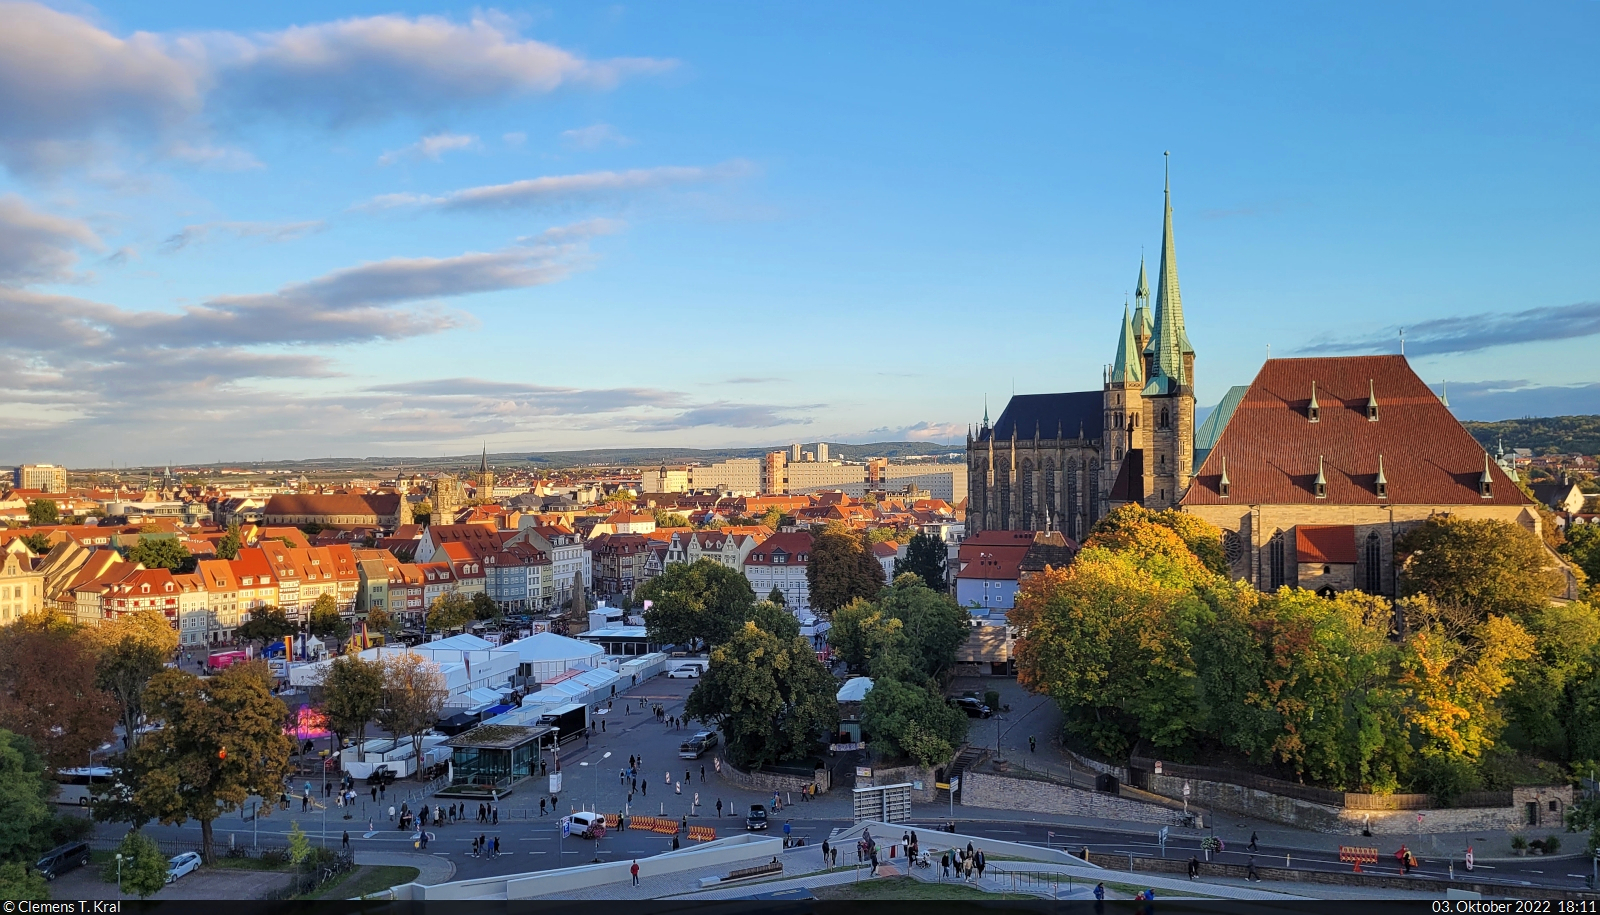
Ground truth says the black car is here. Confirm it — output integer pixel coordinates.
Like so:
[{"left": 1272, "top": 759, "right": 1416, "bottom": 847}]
[
  {"left": 951, "top": 697, "right": 993, "bottom": 718},
  {"left": 746, "top": 804, "right": 769, "bottom": 830},
  {"left": 35, "top": 842, "right": 91, "bottom": 881}
]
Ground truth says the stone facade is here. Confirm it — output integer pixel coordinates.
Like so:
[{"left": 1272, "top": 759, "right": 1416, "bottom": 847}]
[
  {"left": 865, "top": 764, "right": 940, "bottom": 802},
  {"left": 715, "top": 753, "right": 832, "bottom": 795},
  {"left": 959, "top": 771, "right": 1186, "bottom": 826},
  {"left": 1143, "top": 771, "right": 1573, "bottom": 835}
]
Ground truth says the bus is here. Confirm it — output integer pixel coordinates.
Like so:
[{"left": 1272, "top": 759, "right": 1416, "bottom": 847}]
[{"left": 53, "top": 767, "right": 114, "bottom": 807}]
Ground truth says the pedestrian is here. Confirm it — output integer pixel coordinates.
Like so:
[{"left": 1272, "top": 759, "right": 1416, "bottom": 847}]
[
  {"left": 1247, "top": 860, "right": 1259, "bottom": 882},
  {"left": 1029, "top": 735, "right": 1036, "bottom": 753},
  {"left": 342, "top": 830, "right": 350, "bottom": 850},
  {"left": 1188, "top": 856, "right": 1200, "bottom": 880},
  {"left": 941, "top": 852, "right": 950, "bottom": 878},
  {"left": 685, "top": 768, "right": 691, "bottom": 785},
  {"left": 379, "top": 783, "right": 385, "bottom": 799},
  {"left": 1094, "top": 882, "right": 1105, "bottom": 901},
  {"left": 631, "top": 860, "right": 640, "bottom": 886},
  {"left": 700, "top": 765, "right": 706, "bottom": 782},
  {"left": 830, "top": 847, "right": 837, "bottom": 867},
  {"left": 822, "top": 839, "right": 831, "bottom": 867},
  {"left": 493, "top": 806, "right": 499, "bottom": 825},
  {"left": 976, "top": 848, "right": 986, "bottom": 880},
  {"left": 1249, "top": 831, "right": 1258, "bottom": 852},
  {"left": 642, "top": 780, "right": 647, "bottom": 796},
  {"left": 671, "top": 835, "right": 679, "bottom": 851},
  {"left": 601, "top": 719, "right": 606, "bottom": 733},
  {"left": 371, "top": 786, "right": 378, "bottom": 802},
  {"left": 539, "top": 797, "right": 547, "bottom": 816},
  {"left": 302, "top": 795, "right": 309, "bottom": 811},
  {"left": 389, "top": 805, "right": 396, "bottom": 822},
  {"left": 715, "top": 798, "right": 722, "bottom": 817},
  {"left": 419, "top": 831, "right": 428, "bottom": 850}
]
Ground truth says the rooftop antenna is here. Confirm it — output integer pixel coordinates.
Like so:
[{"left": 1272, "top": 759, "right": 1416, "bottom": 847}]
[
  {"left": 1266, "top": 343, "right": 1271, "bottom": 360},
  {"left": 1399, "top": 327, "right": 1406, "bottom": 356}
]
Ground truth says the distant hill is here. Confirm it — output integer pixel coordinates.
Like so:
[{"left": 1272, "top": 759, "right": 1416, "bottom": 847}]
[{"left": 1462, "top": 415, "right": 1600, "bottom": 456}]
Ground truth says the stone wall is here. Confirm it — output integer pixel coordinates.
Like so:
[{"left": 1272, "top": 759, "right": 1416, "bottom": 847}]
[
  {"left": 716, "top": 753, "right": 831, "bottom": 795},
  {"left": 866, "top": 763, "right": 939, "bottom": 802},
  {"left": 1145, "top": 773, "right": 1574, "bottom": 835},
  {"left": 960, "top": 771, "right": 1188, "bottom": 826}
]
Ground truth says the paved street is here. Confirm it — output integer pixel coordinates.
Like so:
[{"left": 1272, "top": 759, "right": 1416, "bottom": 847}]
[{"left": 102, "top": 672, "right": 1600, "bottom": 896}]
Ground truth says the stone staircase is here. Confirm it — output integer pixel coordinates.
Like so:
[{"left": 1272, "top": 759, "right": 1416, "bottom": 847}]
[{"left": 937, "top": 745, "right": 988, "bottom": 805}]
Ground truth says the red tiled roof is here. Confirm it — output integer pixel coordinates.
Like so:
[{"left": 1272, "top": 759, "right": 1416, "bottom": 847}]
[
  {"left": 1295, "top": 525, "right": 1358, "bottom": 564},
  {"left": 263, "top": 493, "right": 401, "bottom": 519},
  {"left": 745, "top": 532, "right": 814, "bottom": 566},
  {"left": 956, "top": 548, "right": 1025, "bottom": 581},
  {"left": 1183, "top": 356, "right": 1529, "bottom": 507}
]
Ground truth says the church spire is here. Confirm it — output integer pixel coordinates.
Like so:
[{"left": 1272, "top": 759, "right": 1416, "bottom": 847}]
[
  {"left": 1132, "top": 256, "right": 1152, "bottom": 339},
  {"left": 479, "top": 443, "right": 489, "bottom": 475},
  {"left": 1111, "top": 301, "right": 1143, "bottom": 384},
  {"left": 1144, "top": 151, "right": 1193, "bottom": 395}
]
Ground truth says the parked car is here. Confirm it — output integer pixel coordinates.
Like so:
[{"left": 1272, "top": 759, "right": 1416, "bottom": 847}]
[
  {"left": 166, "top": 851, "right": 202, "bottom": 884},
  {"left": 667, "top": 665, "right": 700, "bottom": 679},
  {"left": 34, "top": 842, "right": 91, "bottom": 881},
  {"left": 746, "top": 804, "right": 769, "bottom": 831},
  {"left": 563, "top": 811, "right": 606, "bottom": 839},
  {"left": 951, "top": 697, "right": 993, "bottom": 719},
  {"left": 678, "top": 730, "right": 719, "bottom": 759}
]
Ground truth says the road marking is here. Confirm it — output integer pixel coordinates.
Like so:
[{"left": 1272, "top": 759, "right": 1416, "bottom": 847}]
[
  {"left": 987, "top": 829, "right": 1023, "bottom": 834},
  {"left": 1567, "top": 874, "right": 1587, "bottom": 878},
  {"left": 431, "top": 853, "right": 450, "bottom": 857}
]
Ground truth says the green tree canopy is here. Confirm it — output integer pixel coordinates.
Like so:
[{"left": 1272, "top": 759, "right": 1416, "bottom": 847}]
[
  {"left": 746, "top": 600, "right": 800, "bottom": 641},
  {"left": 0, "top": 862, "right": 48, "bottom": 901},
  {"left": 826, "top": 599, "right": 905, "bottom": 674},
  {"left": 112, "top": 829, "right": 169, "bottom": 899},
  {"left": 127, "top": 536, "right": 192, "bottom": 572},
  {"left": 318, "top": 653, "right": 385, "bottom": 761},
  {"left": 638, "top": 559, "right": 757, "bottom": 649},
  {"left": 1396, "top": 515, "right": 1564, "bottom": 621},
  {"left": 471, "top": 592, "right": 499, "bottom": 622},
  {"left": 0, "top": 730, "right": 53, "bottom": 865},
  {"left": 859, "top": 675, "right": 968, "bottom": 766},
  {"left": 25, "top": 499, "right": 58, "bottom": 526},
  {"left": 306, "top": 594, "right": 349, "bottom": 642},
  {"left": 1561, "top": 523, "right": 1600, "bottom": 585},
  {"left": 875, "top": 575, "right": 969, "bottom": 681},
  {"left": 19, "top": 532, "right": 52, "bottom": 555},
  {"left": 93, "top": 609, "right": 180, "bottom": 750},
  {"left": 685, "top": 621, "right": 838, "bottom": 769},
  {"left": 893, "top": 531, "right": 949, "bottom": 592},
  {"left": 767, "top": 586, "right": 785, "bottom": 607},
  {"left": 236, "top": 606, "right": 295, "bottom": 650},
  {"left": 124, "top": 663, "right": 293, "bottom": 862},
  {"left": 215, "top": 524, "right": 242, "bottom": 561},
  {"left": 426, "top": 592, "right": 472, "bottom": 633},
  {"left": 807, "top": 525, "right": 885, "bottom": 613}
]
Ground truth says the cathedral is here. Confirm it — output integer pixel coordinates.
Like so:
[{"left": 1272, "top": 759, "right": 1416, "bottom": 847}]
[{"left": 967, "top": 162, "right": 1196, "bottom": 539}]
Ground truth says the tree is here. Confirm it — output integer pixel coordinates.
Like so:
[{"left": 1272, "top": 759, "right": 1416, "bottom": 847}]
[
  {"left": 412, "top": 501, "right": 432, "bottom": 527},
  {"left": 26, "top": 499, "right": 58, "bottom": 526},
  {"left": 216, "top": 524, "right": 242, "bottom": 561},
  {"left": 859, "top": 676, "right": 969, "bottom": 766},
  {"left": 807, "top": 525, "right": 885, "bottom": 613},
  {"left": 1561, "top": 524, "right": 1600, "bottom": 584},
  {"left": 318, "top": 654, "right": 384, "bottom": 762},
  {"left": 365, "top": 606, "right": 394, "bottom": 636},
  {"left": 639, "top": 560, "right": 757, "bottom": 649},
  {"left": 0, "top": 612, "right": 117, "bottom": 770},
  {"left": 93, "top": 609, "right": 179, "bottom": 750},
  {"left": 0, "top": 862, "right": 48, "bottom": 901},
  {"left": 375, "top": 654, "right": 447, "bottom": 774},
  {"left": 306, "top": 594, "right": 349, "bottom": 642},
  {"left": 0, "top": 730, "right": 53, "bottom": 865},
  {"left": 127, "top": 537, "right": 192, "bottom": 572},
  {"left": 19, "top": 532, "right": 52, "bottom": 555},
  {"left": 826, "top": 599, "right": 905, "bottom": 673},
  {"left": 894, "top": 531, "right": 948, "bottom": 592},
  {"left": 654, "top": 510, "right": 689, "bottom": 529},
  {"left": 112, "top": 829, "right": 168, "bottom": 899},
  {"left": 125, "top": 663, "right": 293, "bottom": 862},
  {"left": 287, "top": 821, "right": 312, "bottom": 866},
  {"left": 1502, "top": 602, "right": 1600, "bottom": 759},
  {"left": 876, "top": 575, "right": 970, "bottom": 681},
  {"left": 684, "top": 622, "right": 838, "bottom": 769},
  {"left": 747, "top": 600, "right": 801, "bottom": 641},
  {"left": 1397, "top": 516, "right": 1564, "bottom": 621},
  {"left": 426, "top": 592, "right": 472, "bottom": 633},
  {"left": 767, "top": 586, "right": 785, "bottom": 607},
  {"left": 471, "top": 592, "right": 499, "bottom": 622},
  {"left": 236, "top": 606, "right": 295, "bottom": 651}
]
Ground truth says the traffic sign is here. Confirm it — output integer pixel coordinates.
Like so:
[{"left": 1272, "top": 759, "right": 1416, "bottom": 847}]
[{"left": 1182, "top": 781, "right": 1191, "bottom": 797}]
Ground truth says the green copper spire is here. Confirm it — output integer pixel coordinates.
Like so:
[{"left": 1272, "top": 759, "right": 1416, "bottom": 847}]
[
  {"left": 1111, "top": 301, "right": 1142, "bottom": 384},
  {"left": 1132, "top": 256, "right": 1153, "bottom": 341},
  {"left": 1144, "top": 152, "right": 1193, "bottom": 395}
]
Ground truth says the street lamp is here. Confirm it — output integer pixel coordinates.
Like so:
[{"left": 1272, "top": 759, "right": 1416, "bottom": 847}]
[{"left": 115, "top": 853, "right": 123, "bottom": 897}]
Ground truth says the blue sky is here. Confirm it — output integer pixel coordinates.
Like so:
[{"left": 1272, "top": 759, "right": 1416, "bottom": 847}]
[{"left": 3, "top": 1, "right": 1597, "bottom": 466}]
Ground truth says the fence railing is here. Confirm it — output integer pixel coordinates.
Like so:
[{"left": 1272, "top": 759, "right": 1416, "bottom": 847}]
[
  {"left": 988, "top": 867, "right": 1072, "bottom": 897},
  {"left": 1128, "top": 757, "right": 1513, "bottom": 810}
]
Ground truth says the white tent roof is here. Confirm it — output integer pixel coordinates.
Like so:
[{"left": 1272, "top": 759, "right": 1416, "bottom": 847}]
[
  {"left": 502, "top": 631, "right": 605, "bottom": 663},
  {"left": 837, "top": 677, "right": 874, "bottom": 702},
  {"left": 429, "top": 633, "right": 493, "bottom": 652}
]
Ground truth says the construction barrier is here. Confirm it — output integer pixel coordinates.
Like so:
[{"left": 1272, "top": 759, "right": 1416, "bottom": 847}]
[
  {"left": 687, "top": 826, "right": 717, "bottom": 842},
  {"left": 627, "top": 815, "right": 681, "bottom": 836},
  {"left": 1338, "top": 846, "right": 1379, "bottom": 873}
]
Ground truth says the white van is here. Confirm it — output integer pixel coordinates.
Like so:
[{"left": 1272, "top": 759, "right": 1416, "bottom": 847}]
[{"left": 562, "top": 811, "right": 606, "bottom": 839}]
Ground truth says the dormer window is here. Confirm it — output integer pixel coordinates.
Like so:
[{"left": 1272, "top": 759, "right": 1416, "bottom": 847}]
[
  {"left": 1219, "top": 457, "right": 1231, "bottom": 498},
  {"left": 1314, "top": 456, "right": 1328, "bottom": 499},
  {"left": 1366, "top": 379, "right": 1380, "bottom": 422},
  {"left": 1480, "top": 454, "right": 1494, "bottom": 498},
  {"left": 1375, "top": 454, "right": 1388, "bottom": 499},
  {"left": 1308, "top": 381, "right": 1320, "bottom": 423}
]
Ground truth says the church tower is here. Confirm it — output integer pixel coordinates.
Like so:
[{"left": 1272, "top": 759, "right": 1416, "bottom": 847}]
[
  {"left": 1102, "top": 300, "right": 1145, "bottom": 513},
  {"left": 1140, "top": 153, "right": 1197, "bottom": 509},
  {"left": 476, "top": 445, "right": 495, "bottom": 498}
]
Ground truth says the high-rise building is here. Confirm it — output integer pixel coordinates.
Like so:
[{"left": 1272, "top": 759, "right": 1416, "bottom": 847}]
[
  {"left": 790, "top": 443, "right": 802, "bottom": 462},
  {"left": 816, "top": 442, "right": 829, "bottom": 462},
  {"left": 14, "top": 464, "right": 68, "bottom": 492}
]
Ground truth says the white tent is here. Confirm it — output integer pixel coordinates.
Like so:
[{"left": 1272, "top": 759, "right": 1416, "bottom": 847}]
[
  {"left": 500, "top": 632, "right": 605, "bottom": 682},
  {"left": 836, "top": 677, "right": 874, "bottom": 702}
]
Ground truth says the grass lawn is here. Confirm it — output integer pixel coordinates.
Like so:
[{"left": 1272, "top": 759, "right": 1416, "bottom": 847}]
[
  {"left": 299, "top": 865, "right": 419, "bottom": 900},
  {"left": 813, "top": 877, "right": 1032, "bottom": 900},
  {"left": 210, "top": 855, "right": 291, "bottom": 872}
]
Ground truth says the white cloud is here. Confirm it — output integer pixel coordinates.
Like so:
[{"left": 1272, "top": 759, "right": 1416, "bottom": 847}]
[
  {"left": 360, "top": 161, "right": 753, "bottom": 211},
  {"left": 560, "top": 123, "right": 632, "bottom": 150},
  {"left": 377, "top": 131, "right": 479, "bottom": 166},
  {"left": 0, "top": 194, "right": 103, "bottom": 282},
  {"left": 160, "top": 219, "right": 325, "bottom": 253},
  {"left": 167, "top": 140, "right": 263, "bottom": 171},
  {"left": 0, "top": 2, "right": 674, "bottom": 176}
]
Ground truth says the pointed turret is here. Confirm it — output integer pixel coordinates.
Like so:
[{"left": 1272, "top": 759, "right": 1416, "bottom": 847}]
[
  {"left": 479, "top": 444, "right": 489, "bottom": 475},
  {"left": 1111, "top": 302, "right": 1143, "bottom": 384},
  {"left": 1143, "top": 153, "right": 1194, "bottom": 395},
  {"left": 1132, "top": 257, "right": 1153, "bottom": 340},
  {"left": 1314, "top": 455, "right": 1328, "bottom": 498},
  {"left": 1376, "top": 454, "right": 1388, "bottom": 498}
]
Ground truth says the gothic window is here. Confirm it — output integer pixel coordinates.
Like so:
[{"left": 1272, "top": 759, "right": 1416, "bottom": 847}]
[
  {"left": 1364, "top": 532, "right": 1383, "bottom": 594},
  {"left": 1087, "top": 460, "right": 1101, "bottom": 526},
  {"left": 1268, "top": 531, "right": 1286, "bottom": 590},
  {"left": 1115, "top": 446, "right": 1123, "bottom": 462},
  {"left": 997, "top": 464, "right": 1011, "bottom": 528},
  {"left": 1044, "top": 459, "right": 1057, "bottom": 527},
  {"left": 1221, "top": 529, "right": 1244, "bottom": 567},
  {"left": 1160, "top": 407, "right": 1170, "bottom": 429},
  {"left": 1066, "top": 459, "right": 1080, "bottom": 539},
  {"left": 1020, "top": 459, "right": 1034, "bottom": 530}
]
